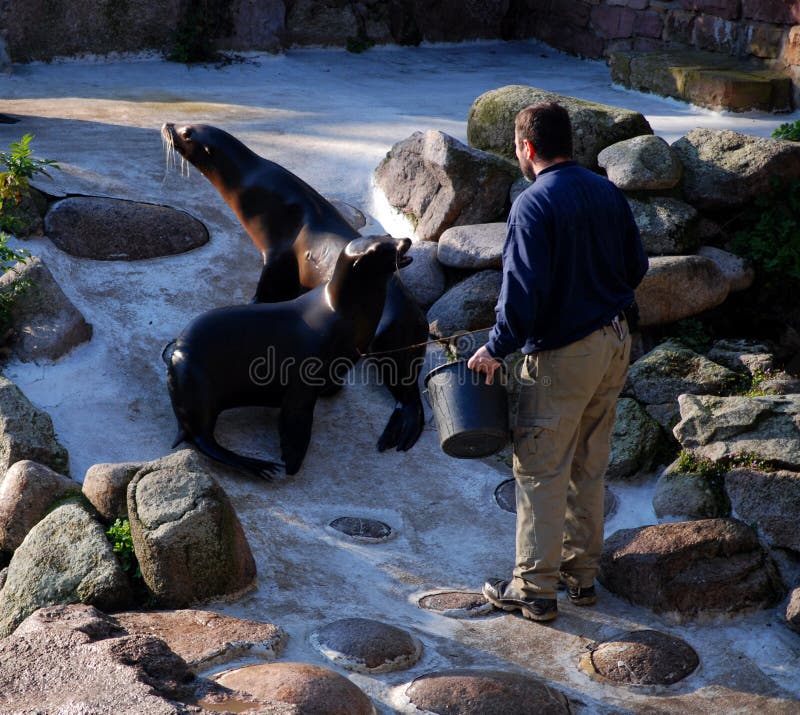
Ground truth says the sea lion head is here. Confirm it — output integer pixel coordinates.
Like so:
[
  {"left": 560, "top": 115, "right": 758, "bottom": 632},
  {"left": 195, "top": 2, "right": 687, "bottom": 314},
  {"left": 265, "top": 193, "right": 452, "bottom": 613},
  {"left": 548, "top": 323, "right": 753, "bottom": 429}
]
[
  {"left": 344, "top": 234, "right": 413, "bottom": 271},
  {"left": 161, "top": 122, "right": 255, "bottom": 181}
]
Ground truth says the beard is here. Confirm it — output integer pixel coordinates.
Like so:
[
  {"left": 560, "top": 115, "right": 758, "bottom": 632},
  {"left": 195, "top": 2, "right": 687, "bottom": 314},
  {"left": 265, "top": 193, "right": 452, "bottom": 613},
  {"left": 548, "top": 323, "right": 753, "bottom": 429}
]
[{"left": 519, "top": 159, "right": 535, "bottom": 181}]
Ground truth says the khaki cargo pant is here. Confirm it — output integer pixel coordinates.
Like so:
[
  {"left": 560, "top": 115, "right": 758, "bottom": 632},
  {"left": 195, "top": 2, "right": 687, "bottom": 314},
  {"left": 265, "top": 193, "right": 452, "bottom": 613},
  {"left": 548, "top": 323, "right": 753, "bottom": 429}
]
[{"left": 508, "top": 321, "right": 631, "bottom": 600}]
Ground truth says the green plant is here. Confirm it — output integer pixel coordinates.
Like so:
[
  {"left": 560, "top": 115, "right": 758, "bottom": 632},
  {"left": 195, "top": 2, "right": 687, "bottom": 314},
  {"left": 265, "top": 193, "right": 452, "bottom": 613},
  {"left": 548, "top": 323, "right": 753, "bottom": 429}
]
[
  {"left": 0, "top": 231, "right": 31, "bottom": 334},
  {"left": 106, "top": 518, "right": 142, "bottom": 579},
  {"left": 729, "top": 176, "right": 800, "bottom": 293},
  {"left": 772, "top": 120, "right": 800, "bottom": 142},
  {"left": 168, "top": 0, "right": 231, "bottom": 64}
]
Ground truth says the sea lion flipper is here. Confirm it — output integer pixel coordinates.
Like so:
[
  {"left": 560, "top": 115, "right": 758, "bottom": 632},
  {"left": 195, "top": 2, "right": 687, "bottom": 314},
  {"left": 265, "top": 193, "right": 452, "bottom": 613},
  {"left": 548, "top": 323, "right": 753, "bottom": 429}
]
[
  {"left": 377, "top": 390, "right": 424, "bottom": 452},
  {"left": 279, "top": 387, "right": 318, "bottom": 476},
  {"left": 191, "top": 432, "right": 282, "bottom": 481}
]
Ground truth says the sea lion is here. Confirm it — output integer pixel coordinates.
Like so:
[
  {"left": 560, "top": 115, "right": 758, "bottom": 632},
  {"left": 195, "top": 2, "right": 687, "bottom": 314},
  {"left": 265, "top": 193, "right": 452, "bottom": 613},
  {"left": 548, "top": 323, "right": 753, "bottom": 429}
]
[
  {"left": 161, "top": 122, "right": 427, "bottom": 452},
  {"left": 165, "top": 235, "right": 413, "bottom": 478}
]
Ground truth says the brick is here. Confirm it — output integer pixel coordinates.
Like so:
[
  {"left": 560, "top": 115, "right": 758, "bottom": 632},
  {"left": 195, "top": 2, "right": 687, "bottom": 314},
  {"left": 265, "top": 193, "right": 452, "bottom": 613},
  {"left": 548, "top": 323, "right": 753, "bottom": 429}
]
[
  {"left": 635, "top": 10, "right": 665, "bottom": 37},
  {"left": 694, "top": 15, "right": 741, "bottom": 53},
  {"left": 783, "top": 24, "right": 800, "bottom": 65},
  {"left": 549, "top": 0, "right": 592, "bottom": 27},
  {"left": 634, "top": 36, "right": 669, "bottom": 50},
  {"left": 538, "top": 19, "right": 606, "bottom": 57},
  {"left": 665, "top": 10, "right": 696, "bottom": 44},
  {"left": 742, "top": 0, "right": 800, "bottom": 24},
  {"left": 591, "top": 5, "right": 637, "bottom": 38},
  {"left": 608, "top": 0, "right": 650, "bottom": 8},
  {"left": 747, "top": 23, "right": 787, "bottom": 59},
  {"left": 678, "top": 0, "right": 740, "bottom": 21}
]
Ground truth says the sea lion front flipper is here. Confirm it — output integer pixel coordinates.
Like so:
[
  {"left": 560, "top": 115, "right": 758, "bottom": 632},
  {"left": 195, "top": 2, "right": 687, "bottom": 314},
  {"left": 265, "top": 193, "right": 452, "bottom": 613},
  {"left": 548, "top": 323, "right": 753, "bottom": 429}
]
[
  {"left": 279, "top": 386, "right": 318, "bottom": 475},
  {"left": 253, "top": 248, "right": 303, "bottom": 304},
  {"left": 377, "top": 388, "right": 424, "bottom": 452},
  {"left": 191, "top": 432, "right": 282, "bottom": 481}
]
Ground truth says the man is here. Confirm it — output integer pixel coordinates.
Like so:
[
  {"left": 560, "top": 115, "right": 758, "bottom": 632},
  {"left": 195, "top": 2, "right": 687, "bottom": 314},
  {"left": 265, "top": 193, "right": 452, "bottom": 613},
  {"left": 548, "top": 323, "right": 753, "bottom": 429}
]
[{"left": 467, "top": 102, "right": 648, "bottom": 622}]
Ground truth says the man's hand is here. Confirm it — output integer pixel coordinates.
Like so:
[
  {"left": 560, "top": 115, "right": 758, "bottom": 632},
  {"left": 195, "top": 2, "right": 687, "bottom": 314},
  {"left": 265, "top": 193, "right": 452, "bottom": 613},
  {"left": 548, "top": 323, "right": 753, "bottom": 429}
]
[{"left": 467, "top": 345, "right": 502, "bottom": 385}]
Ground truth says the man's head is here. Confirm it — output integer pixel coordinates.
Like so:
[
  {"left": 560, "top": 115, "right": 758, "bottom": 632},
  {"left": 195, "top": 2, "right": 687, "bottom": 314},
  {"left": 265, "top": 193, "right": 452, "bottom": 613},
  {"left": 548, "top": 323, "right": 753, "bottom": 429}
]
[{"left": 514, "top": 102, "right": 573, "bottom": 180}]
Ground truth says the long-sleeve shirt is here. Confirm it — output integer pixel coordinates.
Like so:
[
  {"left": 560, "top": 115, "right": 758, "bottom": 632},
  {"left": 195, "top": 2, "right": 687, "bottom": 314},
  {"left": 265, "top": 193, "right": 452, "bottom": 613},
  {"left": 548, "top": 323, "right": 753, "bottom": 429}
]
[{"left": 485, "top": 160, "right": 649, "bottom": 359}]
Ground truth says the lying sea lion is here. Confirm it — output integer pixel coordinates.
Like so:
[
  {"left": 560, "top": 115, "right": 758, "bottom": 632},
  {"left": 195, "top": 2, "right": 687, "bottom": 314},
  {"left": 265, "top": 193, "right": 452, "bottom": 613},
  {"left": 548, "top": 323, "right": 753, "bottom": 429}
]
[
  {"left": 165, "top": 235, "right": 413, "bottom": 478},
  {"left": 162, "top": 122, "right": 428, "bottom": 452}
]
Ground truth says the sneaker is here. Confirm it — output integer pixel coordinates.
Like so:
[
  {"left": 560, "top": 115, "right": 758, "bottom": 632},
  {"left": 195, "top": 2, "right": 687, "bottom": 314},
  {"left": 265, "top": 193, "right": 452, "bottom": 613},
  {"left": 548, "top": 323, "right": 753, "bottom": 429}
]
[
  {"left": 482, "top": 578, "right": 558, "bottom": 622},
  {"left": 566, "top": 583, "right": 596, "bottom": 606}
]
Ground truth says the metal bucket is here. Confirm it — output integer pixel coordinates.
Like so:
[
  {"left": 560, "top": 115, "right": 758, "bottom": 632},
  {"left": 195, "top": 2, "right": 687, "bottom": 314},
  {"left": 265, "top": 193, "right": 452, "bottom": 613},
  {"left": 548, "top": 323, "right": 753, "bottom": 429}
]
[{"left": 424, "top": 359, "right": 509, "bottom": 459}]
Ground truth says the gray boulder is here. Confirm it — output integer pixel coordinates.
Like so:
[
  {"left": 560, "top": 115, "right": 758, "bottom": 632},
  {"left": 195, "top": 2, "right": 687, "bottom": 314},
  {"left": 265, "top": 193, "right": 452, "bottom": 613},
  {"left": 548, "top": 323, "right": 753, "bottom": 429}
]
[
  {"left": 671, "top": 129, "right": 800, "bottom": 210},
  {"left": 427, "top": 270, "right": 501, "bottom": 339},
  {"left": 787, "top": 588, "right": 800, "bottom": 634},
  {"left": 0, "top": 256, "right": 93, "bottom": 362},
  {"left": 635, "top": 255, "right": 730, "bottom": 327},
  {"left": 725, "top": 468, "right": 800, "bottom": 551},
  {"left": 706, "top": 338, "right": 774, "bottom": 375},
  {"left": 437, "top": 223, "right": 505, "bottom": 270},
  {"left": 624, "top": 340, "right": 740, "bottom": 405},
  {"left": 652, "top": 459, "right": 728, "bottom": 520},
  {"left": 127, "top": 451, "right": 257, "bottom": 608},
  {"left": 82, "top": 461, "right": 143, "bottom": 522},
  {"left": 628, "top": 197, "right": 698, "bottom": 256},
  {"left": 697, "top": 246, "right": 755, "bottom": 293},
  {"left": 645, "top": 402, "right": 682, "bottom": 436},
  {"left": 0, "top": 373, "right": 69, "bottom": 475},
  {"left": 510, "top": 176, "right": 532, "bottom": 204},
  {"left": 0, "top": 604, "right": 196, "bottom": 714},
  {"left": 598, "top": 135, "right": 682, "bottom": 191},
  {"left": 374, "top": 130, "right": 518, "bottom": 241},
  {"left": 0, "top": 501, "right": 130, "bottom": 637},
  {"left": 397, "top": 240, "right": 446, "bottom": 308},
  {"left": 673, "top": 394, "right": 800, "bottom": 469},
  {"left": 467, "top": 85, "right": 652, "bottom": 169},
  {"left": 600, "top": 519, "right": 783, "bottom": 616},
  {"left": 284, "top": 0, "right": 359, "bottom": 45},
  {"left": 0, "top": 460, "right": 79, "bottom": 557},
  {"left": 607, "top": 398, "right": 662, "bottom": 479},
  {"left": 44, "top": 196, "right": 209, "bottom": 260}
]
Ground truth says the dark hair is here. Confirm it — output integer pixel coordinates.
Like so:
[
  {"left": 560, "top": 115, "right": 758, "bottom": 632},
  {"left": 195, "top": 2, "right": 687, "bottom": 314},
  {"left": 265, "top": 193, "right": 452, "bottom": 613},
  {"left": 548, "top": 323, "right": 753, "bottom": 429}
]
[{"left": 514, "top": 102, "right": 573, "bottom": 162}]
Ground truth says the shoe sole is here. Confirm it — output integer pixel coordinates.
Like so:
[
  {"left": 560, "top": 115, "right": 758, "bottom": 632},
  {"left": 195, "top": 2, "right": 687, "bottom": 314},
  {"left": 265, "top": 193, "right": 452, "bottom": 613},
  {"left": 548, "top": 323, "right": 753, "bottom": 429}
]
[
  {"left": 568, "top": 596, "right": 597, "bottom": 606},
  {"left": 484, "top": 593, "right": 558, "bottom": 622}
]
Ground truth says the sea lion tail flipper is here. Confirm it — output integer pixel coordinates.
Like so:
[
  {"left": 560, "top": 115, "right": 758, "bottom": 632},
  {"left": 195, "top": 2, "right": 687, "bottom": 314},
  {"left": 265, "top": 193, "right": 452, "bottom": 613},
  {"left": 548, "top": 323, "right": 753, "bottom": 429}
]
[
  {"left": 377, "top": 393, "right": 424, "bottom": 453},
  {"left": 192, "top": 432, "right": 282, "bottom": 481}
]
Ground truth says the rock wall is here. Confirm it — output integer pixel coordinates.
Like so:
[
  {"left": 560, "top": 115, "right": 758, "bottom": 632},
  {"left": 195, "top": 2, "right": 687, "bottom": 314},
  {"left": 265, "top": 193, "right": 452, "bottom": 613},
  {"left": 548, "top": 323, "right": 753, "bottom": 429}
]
[{"left": 527, "top": 0, "right": 799, "bottom": 65}]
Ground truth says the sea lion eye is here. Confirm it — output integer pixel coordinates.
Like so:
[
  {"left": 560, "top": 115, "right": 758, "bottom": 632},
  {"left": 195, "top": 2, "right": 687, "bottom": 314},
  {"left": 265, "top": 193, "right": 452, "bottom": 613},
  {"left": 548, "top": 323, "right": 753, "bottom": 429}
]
[{"left": 181, "top": 128, "right": 193, "bottom": 141}]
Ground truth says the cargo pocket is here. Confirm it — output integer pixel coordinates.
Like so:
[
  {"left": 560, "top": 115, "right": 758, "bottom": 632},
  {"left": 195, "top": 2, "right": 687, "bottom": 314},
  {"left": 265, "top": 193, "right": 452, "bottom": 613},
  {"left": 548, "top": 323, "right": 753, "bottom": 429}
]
[{"left": 513, "top": 415, "right": 559, "bottom": 476}]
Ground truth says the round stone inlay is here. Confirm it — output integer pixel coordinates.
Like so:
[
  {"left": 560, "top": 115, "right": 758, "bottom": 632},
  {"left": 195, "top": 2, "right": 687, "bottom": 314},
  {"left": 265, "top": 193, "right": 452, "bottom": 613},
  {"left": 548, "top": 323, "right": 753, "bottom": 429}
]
[
  {"left": 418, "top": 591, "right": 494, "bottom": 618},
  {"left": 214, "top": 661, "right": 374, "bottom": 714},
  {"left": 310, "top": 617, "right": 422, "bottom": 673},
  {"left": 406, "top": 669, "right": 571, "bottom": 714},
  {"left": 328, "top": 516, "right": 392, "bottom": 541},
  {"left": 581, "top": 629, "right": 699, "bottom": 685},
  {"left": 495, "top": 480, "right": 617, "bottom": 518}
]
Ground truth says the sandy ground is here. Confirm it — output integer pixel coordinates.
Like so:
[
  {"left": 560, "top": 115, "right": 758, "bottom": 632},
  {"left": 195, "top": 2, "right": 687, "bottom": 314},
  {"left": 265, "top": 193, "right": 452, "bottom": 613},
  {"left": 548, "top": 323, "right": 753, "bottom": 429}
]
[{"left": 1, "top": 40, "right": 799, "bottom": 713}]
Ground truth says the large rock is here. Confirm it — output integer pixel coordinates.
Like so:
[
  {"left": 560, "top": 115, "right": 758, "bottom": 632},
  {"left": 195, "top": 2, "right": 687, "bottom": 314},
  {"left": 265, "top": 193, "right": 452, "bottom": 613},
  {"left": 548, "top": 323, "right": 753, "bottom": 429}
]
[
  {"left": 607, "top": 398, "right": 662, "bottom": 479},
  {"left": 624, "top": 340, "right": 740, "bottom": 405},
  {"left": 0, "top": 604, "right": 197, "bottom": 714},
  {"left": 696, "top": 246, "right": 755, "bottom": 293},
  {"left": 82, "top": 461, "right": 143, "bottom": 522},
  {"left": 787, "top": 588, "right": 800, "bottom": 634},
  {"left": 396, "top": 239, "right": 446, "bottom": 308},
  {"left": 652, "top": 459, "right": 729, "bottom": 520},
  {"left": 0, "top": 256, "right": 93, "bottom": 362},
  {"left": 44, "top": 196, "right": 209, "bottom": 260},
  {"left": 0, "top": 501, "right": 130, "bottom": 637},
  {"left": 374, "top": 130, "right": 518, "bottom": 241},
  {"left": 0, "top": 460, "right": 79, "bottom": 558},
  {"left": 673, "top": 394, "right": 800, "bottom": 469},
  {"left": 635, "top": 255, "right": 730, "bottom": 327},
  {"left": 725, "top": 469, "right": 800, "bottom": 551},
  {"left": 467, "top": 85, "right": 652, "bottom": 169},
  {"left": 706, "top": 338, "right": 773, "bottom": 375},
  {"left": 115, "top": 609, "right": 286, "bottom": 673},
  {"left": 598, "top": 135, "right": 682, "bottom": 191},
  {"left": 600, "top": 519, "right": 784, "bottom": 616},
  {"left": 214, "top": 661, "right": 375, "bottom": 715},
  {"left": 284, "top": 0, "right": 358, "bottom": 46},
  {"left": 426, "top": 270, "right": 502, "bottom": 339},
  {"left": 671, "top": 129, "right": 800, "bottom": 210},
  {"left": 406, "top": 669, "right": 571, "bottom": 714},
  {"left": 0, "top": 373, "right": 69, "bottom": 475},
  {"left": 437, "top": 223, "right": 505, "bottom": 270},
  {"left": 127, "top": 452, "right": 256, "bottom": 608},
  {"left": 627, "top": 197, "right": 698, "bottom": 256}
]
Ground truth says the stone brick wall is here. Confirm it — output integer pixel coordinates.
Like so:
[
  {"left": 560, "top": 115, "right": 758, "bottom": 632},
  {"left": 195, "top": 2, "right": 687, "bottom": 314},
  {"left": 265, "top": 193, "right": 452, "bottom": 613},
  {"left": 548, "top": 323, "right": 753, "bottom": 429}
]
[{"left": 527, "top": 0, "right": 800, "bottom": 66}]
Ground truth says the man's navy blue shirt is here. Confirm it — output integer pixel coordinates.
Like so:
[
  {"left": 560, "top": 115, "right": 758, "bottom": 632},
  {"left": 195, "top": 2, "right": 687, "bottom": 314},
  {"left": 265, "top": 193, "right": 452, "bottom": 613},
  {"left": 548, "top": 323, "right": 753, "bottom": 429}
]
[{"left": 485, "top": 161, "right": 649, "bottom": 358}]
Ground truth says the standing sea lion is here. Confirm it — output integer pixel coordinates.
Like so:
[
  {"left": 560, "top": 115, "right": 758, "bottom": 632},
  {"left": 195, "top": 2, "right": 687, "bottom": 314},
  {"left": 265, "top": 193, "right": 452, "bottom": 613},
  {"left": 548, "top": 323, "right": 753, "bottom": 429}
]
[
  {"left": 162, "top": 123, "right": 427, "bottom": 452},
  {"left": 165, "top": 235, "right": 413, "bottom": 478}
]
